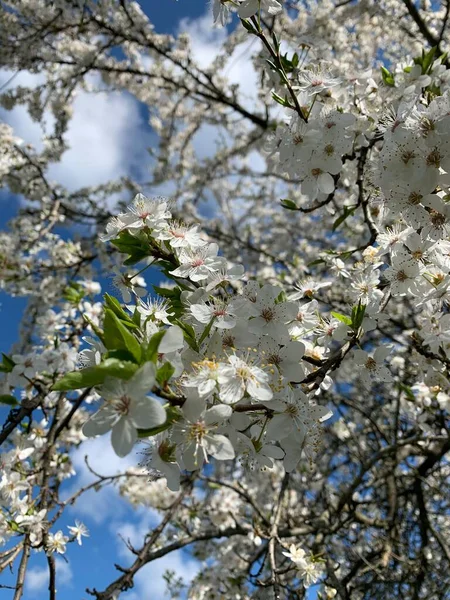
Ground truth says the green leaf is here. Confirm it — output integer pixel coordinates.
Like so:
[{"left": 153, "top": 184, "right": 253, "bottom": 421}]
[
  {"left": 271, "top": 31, "right": 280, "bottom": 52},
  {"left": 240, "top": 18, "right": 256, "bottom": 33},
  {"left": 52, "top": 359, "right": 138, "bottom": 391},
  {"left": 0, "top": 395, "right": 19, "bottom": 406},
  {"left": 174, "top": 320, "right": 198, "bottom": 352},
  {"left": 280, "top": 198, "right": 298, "bottom": 210},
  {"left": 132, "top": 307, "right": 141, "bottom": 327},
  {"left": 153, "top": 285, "right": 180, "bottom": 299},
  {"left": 63, "top": 282, "right": 84, "bottom": 304},
  {"left": 332, "top": 205, "right": 357, "bottom": 231},
  {"left": 422, "top": 46, "right": 437, "bottom": 74},
  {"left": 111, "top": 230, "right": 145, "bottom": 253},
  {"left": 331, "top": 311, "right": 352, "bottom": 326},
  {"left": 154, "top": 259, "right": 177, "bottom": 275},
  {"left": 438, "top": 51, "right": 448, "bottom": 65},
  {"left": 381, "top": 66, "right": 395, "bottom": 87},
  {"left": 137, "top": 405, "right": 181, "bottom": 438},
  {"left": 156, "top": 362, "right": 175, "bottom": 386},
  {"left": 111, "top": 230, "right": 151, "bottom": 265},
  {"left": 83, "top": 315, "right": 105, "bottom": 344},
  {"left": 198, "top": 317, "right": 215, "bottom": 346},
  {"left": 272, "top": 92, "right": 292, "bottom": 108},
  {"left": 398, "top": 383, "right": 416, "bottom": 402},
  {"left": 351, "top": 301, "right": 366, "bottom": 330},
  {"left": 104, "top": 294, "right": 139, "bottom": 329},
  {"left": 103, "top": 309, "right": 142, "bottom": 363},
  {"left": 144, "top": 330, "right": 167, "bottom": 363},
  {"left": 105, "top": 349, "right": 139, "bottom": 363},
  {"left": 123, "top": 250, "right": 151, "bottom": 266},
  {"left": 307, "top": 258, "right": 326, "bottom": 267},
  {"left": 8, "top": 521, "right": 21, "bottom": 533},
  {"left": 0, "top": 353, "right": 15, "bottom": 373},
  {"left": 153, "top": 285, "right": 184, "bottom": 319}
]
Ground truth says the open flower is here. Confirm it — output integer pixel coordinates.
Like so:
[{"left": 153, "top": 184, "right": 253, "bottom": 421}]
[
  {"left": 218, "top": 354, "right": 273, "bottom": 403},
  {"left": 170, "top": 243, "right": 226, "bottom": 282},
  {"left": 82, "top": 363, "right": 166, "bottom": 457},
  {"left": 172, "top": 398, "right": 235, "bottom": 471},
  {"left": 350, "top": 347, "right": 393, "bottom": 388}
]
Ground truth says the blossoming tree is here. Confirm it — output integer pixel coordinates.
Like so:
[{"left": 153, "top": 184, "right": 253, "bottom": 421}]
[{"left": 1, "top": 0, "right": 450, "bottom": 598}]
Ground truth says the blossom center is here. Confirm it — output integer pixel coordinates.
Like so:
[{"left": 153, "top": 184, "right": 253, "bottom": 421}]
[
  {"left": 395, "top": 270, "right": 408, "bottom": 282},
  {"left": 426, "top": 149, "right": 441, "bottom": 168},
  {"left": 430, "top": 210, "right": 445, "bottom": 228},
  {"left": 191, "top": 258, "right": 205, "bottom": 267},
  {"left": 408, "top": 191, "right": 422, "bottom": 205},
  {"left": 365, "top": 357, "right": 377, "bottom": 371},
  {"left": 236, "top": 366, "right": 254, "bottom": 381},
  {"left": 115, "top": 395, "right": 131, "bottom": 415},
  {"left": 169, "top": 229, "right": 185, "bottom": 238},
  {"left": 401, "top": 150, "right": 415, "bottom": 164},
  {"left": 222, "top": 334, "right": 235, "bottom": 348},
  {"left": 261, "top": 307, "right": 275, "bottom": 322},
  {"left": 267, "top": 353, "right": 281, "bottom": 366}
]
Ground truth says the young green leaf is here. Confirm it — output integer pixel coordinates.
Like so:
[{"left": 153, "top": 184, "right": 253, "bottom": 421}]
[
  {"left": 104, "top": 294, "right": 139, "bottom": 329},
  {"left": 0, "top": 395, "right": 19, "bottom": 406},
  {"left": 144, "top": 330, "right": 167, "bottom": 363},
  {"left": 52, "top": 358, "right": 139, "bottom": 391},
  {"left": 156, "top": 362, "right": 175, "bottom": 386},
  {"left": 0, "top": 353, "right": 15, "bottom": 374},
  {"left": 103, "top": 309, "right": 142, "bottom": 363},
  {"left": 331, "top": 311, "right": 352, "bottom": 326}
]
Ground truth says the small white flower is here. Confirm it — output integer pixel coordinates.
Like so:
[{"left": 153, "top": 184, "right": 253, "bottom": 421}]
[
  {"left": 82, "top": 363, "right": 166, "bottom": 457},
  {"left": 46, "top": 531, "right": 68, "bottom": 555},
  {"left": 218, "top": 354, "right": 273, "bottom": 403},
  {"left": 295, "top": 65, "right": 342, "bottom": 96},
  {"left": 172, "top": 399, "right": 235, "bottom": 470},
  {"left": 282, "top": 543, "right": 306, "bottom": 563},
  {"left": 126, "top": 194, "right": 171, "bottom": 230},
  {"left": 351, "top": 347, "right": 393, "bottom": 388},
  {"left": 112, "top": 268, "right": 147, "bottom": 304},
  {"left": 155, "top": 221, "right": 206, "bottom": 249},
  {"left": 67, "top": 521, "right": 89, "bottom": 546},
  {"left": 170, "top": 243, "right": 226, "bottom": 282}
]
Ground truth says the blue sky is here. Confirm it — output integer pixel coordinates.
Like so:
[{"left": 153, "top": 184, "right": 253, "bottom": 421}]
[{"left": 0, "top": 2, "right": 219, "bottom": 599}]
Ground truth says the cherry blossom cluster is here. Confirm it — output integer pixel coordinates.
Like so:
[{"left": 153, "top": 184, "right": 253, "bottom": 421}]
[{"left": 61, "top": 193, "right": 339, "bottom": 491}]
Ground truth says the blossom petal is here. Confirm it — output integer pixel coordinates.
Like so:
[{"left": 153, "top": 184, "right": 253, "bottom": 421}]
[
  {"left": 111, "top": 418, "right": 137, "bottom": 457},
  {"left": 129, "top": 397, "right": 166, "bottom": 429}
]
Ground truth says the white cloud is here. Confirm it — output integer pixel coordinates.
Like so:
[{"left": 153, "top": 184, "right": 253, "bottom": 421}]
[
  {"left": 110, "top": 508, "right": 201, "bottom": 598},
  {"left": 55, "top": 558, "right": 73, "bottom": 587},
  {"left": 48, "top": 84, "right": 150, "bottom": 191},
  {"left": 26, "top": 565, "right": 48, "bottom": 592},
  {"left": 112, "top": 509, "right": 160, "bottom": 559},
  {"left": 0, "top": 70, "right": 151, "bottom": 193},
  {"left": 178, "top": 12, "right": 228, "bottom": 69},
  {"left": 178, "top": 12, "right": 260, "bottom": 110},
  {"left": 66, "top": 435, "right": 139, "bottom": 524},
  {"left": 26, "top": 557, "right": 73, "bottom": 593},
  {"left": 132, "top": 550, "right": 200, "bottom": 599},
  {"left": 177, "top": 10, "right": 267, "bottom": 183},
  {"left": 0, "top": 70, "right": 46, "bottom": 151}
]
